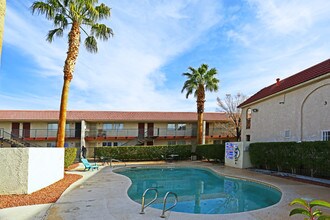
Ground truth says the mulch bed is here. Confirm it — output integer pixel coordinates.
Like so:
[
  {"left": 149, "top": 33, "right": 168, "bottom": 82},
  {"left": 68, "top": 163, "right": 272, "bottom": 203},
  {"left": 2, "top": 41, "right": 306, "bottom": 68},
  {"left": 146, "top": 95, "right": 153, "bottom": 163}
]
[
  {"left": 65, "top": 163, "right": 80, "bottom": 171},
  {"left": 0, "top": 173, "right": 82, "bottom": 209}
]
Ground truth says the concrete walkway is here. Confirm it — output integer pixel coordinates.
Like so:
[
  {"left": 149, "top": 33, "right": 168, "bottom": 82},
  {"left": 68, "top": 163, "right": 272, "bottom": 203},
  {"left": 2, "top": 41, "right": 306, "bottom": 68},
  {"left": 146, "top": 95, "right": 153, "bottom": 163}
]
[{"left": 1, "top": 161, "right": 329, "bottom": 220}]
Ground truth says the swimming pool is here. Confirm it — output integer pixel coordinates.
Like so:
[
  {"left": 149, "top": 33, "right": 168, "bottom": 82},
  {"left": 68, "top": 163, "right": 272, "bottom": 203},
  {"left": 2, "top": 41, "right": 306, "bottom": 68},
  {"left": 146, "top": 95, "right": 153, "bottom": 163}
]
[{"left": 114, "top": 167, "right": 281, "bottom": 214}]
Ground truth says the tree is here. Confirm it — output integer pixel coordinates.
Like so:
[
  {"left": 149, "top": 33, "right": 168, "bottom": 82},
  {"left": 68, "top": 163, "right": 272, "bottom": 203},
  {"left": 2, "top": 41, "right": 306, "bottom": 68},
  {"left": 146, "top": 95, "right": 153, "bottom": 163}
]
[
  {"left": 217, "top": 93, "right": 248, "bottom": 141},
  {"left": 0, "top": 0, "right": 5, "bottom": 57},
  {"left": 181, "top": 64, "right": 219, "bottom": 144},
  {"left": 31, "top": 0, "right": 113, "bottom": 147}
]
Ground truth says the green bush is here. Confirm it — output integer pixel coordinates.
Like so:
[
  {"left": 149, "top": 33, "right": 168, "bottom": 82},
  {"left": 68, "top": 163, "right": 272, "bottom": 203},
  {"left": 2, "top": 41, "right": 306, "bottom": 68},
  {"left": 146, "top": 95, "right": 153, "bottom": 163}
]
[
  {"left": 195, "top": 144, "right": 225, "bottom": 162},
  {"left": 249, "top": 141, "right": 330, "bottom": 177},
  {"left": 64, "top": 147, "right": 77, "bottom": 168},
  {"left": 94, "top": 145, "right": 192, "bottom": 161}
]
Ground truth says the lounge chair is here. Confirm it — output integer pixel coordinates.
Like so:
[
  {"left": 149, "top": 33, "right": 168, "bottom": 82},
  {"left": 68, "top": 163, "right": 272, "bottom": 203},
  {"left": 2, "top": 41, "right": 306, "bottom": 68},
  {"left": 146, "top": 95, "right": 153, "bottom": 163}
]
[{"left": 81, "top": 158, "right": 99, "bottom": 171}]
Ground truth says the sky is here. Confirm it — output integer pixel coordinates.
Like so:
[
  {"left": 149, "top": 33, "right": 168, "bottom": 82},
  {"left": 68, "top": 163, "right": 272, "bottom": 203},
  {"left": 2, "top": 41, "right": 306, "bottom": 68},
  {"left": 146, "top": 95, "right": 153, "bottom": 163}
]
[{"left": 1, "top": 0, "right": 330, "bottom": 112}]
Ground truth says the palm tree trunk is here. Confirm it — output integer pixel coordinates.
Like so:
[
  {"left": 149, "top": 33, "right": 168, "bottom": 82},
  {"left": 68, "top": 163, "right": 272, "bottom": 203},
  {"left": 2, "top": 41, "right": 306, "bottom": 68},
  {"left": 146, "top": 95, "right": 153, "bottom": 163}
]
[
  {"left": 0, "top": 0, "right": 6, "bottom": 57},
  {"left": 196, "top": 85, "right": 205, "bottom": 145},
  {"left": 197, "top": 112, "right": 204, "bottom": 144},
  {"left": 56, "top": 21, "right": 80, "bottom": 147}
]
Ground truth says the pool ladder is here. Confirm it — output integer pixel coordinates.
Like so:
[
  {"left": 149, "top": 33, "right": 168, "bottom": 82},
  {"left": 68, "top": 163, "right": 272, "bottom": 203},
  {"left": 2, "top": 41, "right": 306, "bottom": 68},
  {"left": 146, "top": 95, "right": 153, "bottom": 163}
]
[{"left": 140, "top": 188, "right": 178, "bottom": 218}]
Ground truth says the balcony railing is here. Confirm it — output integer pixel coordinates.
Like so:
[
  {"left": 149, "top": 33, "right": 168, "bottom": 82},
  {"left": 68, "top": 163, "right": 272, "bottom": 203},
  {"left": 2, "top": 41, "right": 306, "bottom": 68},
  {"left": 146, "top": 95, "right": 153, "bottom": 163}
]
[
  {"left": 4, "top": 128, "right": 232, "bottom": 140},
  {"left": 11, "top": 129, "right": 80, "bottom": 139}
]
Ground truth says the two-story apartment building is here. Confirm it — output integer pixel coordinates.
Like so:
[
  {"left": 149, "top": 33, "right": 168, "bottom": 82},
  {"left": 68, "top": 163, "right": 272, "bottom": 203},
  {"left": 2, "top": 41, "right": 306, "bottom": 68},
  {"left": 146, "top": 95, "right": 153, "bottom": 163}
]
[
  {"left": 0, "top": 110, "right": 234, "bottom": 157},
  {"left": 238, "top": 59, "right": 330, "bottom": 143}
]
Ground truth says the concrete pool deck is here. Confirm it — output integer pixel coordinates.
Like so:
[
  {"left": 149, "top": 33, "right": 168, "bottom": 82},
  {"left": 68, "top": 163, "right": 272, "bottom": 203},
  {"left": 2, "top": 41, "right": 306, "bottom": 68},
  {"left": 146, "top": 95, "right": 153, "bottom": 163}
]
[{"left": 1, "top": 161, "right": 329, "bottom": 220}]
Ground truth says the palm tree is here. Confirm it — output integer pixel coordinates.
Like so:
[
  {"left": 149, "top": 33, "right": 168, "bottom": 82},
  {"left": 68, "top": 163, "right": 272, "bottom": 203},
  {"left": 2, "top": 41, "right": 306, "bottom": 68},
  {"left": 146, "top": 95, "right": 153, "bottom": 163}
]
[
  {"left": 31, "top": 0, "right": 113, "bottom": 147},
  {"left": 0, "top": 0, "right": 5, "bottom": 57},
  {"left": 181, "top": 64, "right": 219, "bottom": 144}
]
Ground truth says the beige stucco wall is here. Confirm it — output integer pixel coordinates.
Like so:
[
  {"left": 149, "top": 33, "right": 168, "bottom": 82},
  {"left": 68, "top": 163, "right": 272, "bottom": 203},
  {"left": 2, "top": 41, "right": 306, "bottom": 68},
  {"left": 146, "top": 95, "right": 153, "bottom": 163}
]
[
  {"left": 0, "top": 148, "right": 64, "bottom": 195},
  {"left": 241, "top": 75, "right": 330, "bottom": 142}
]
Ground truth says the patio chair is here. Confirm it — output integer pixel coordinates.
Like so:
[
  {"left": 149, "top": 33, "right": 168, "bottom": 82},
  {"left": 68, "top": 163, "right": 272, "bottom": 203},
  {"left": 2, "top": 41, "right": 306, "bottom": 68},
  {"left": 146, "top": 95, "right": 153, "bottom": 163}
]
[{"left": 81, "top": 158, "right": 99, "bottom": 171}]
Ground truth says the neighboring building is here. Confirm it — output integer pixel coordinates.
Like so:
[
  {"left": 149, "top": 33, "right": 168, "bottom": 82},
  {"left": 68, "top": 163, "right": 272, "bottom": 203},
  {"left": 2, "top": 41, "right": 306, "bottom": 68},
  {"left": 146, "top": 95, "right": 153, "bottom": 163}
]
[
  {"left": 238, "top": 59, "right": 330, "bottom": 143},
  {"left": 0, "top": 110, "right": 235, "bottom": 157}
]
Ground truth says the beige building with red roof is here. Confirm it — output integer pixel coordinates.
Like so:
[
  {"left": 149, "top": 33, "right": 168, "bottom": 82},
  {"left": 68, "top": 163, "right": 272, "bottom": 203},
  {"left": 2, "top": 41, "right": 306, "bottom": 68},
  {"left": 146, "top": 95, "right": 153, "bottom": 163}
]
[
  {"left": 0, "top": 111, "right": 234, "bottom": 157},
  {"left": 238, "top": 59, "right": 330, "bottom": 143}
]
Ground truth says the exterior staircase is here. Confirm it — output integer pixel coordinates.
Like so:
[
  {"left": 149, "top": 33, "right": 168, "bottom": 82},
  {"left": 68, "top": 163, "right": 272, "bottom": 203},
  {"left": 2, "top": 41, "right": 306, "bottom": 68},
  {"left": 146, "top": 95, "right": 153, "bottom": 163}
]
[{"left": 0, "top": 129, "right": 43, "bottom": 148}]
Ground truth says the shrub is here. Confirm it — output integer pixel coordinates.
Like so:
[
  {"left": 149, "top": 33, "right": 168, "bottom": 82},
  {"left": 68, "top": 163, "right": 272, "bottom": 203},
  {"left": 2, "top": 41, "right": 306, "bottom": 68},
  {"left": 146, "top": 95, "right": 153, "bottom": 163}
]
[
  {"left": 249, "top": 141, "right": 330, "bottom": 178},
  {"left": 94, "top": 145, "right": 192, "bottom": 161},
  {"left": 195, "top": 144, "right": 225, "bottom": 162},
  {"left": 64, "top": 147, "right": 77, "bottom": 168}
]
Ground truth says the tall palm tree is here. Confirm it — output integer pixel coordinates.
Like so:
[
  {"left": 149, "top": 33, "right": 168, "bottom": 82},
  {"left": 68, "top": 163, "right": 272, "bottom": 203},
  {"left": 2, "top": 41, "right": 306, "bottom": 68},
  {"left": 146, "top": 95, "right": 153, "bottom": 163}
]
[
  {"left": 0, "top": 0, "right": 5, "bottom": 57},
  {"left": 31, "top": 0, "right": 113, "bottom": 147},
  {"left": 181, "top": 64, "right": 219, "bottom": 144}
]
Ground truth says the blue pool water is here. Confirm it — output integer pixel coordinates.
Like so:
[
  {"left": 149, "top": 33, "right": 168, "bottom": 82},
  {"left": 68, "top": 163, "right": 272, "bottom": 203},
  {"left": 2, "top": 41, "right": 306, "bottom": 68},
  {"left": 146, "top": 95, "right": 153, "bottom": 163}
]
[{"left": 114, "top": 167, "right": 281, "bottom": 214}]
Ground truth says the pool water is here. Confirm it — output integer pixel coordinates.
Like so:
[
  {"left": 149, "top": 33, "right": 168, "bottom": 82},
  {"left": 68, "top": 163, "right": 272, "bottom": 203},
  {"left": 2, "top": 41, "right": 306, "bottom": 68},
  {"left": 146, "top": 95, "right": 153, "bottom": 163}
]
[{"left": 114, "top": 167, "right": 281, "bottom": 214}]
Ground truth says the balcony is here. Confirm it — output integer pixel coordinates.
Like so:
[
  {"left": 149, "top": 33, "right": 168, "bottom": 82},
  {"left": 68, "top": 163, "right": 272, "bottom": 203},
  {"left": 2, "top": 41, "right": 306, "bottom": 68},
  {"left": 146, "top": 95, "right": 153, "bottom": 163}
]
[
  {"left": 12, "top": 129, "right": 81, "bottom": 141},
  {"left": 6, "top": 127, "right": 232, "bottom": 141},
  {"left": 85, "top": 128, "right": 198, "bottom": 140}
]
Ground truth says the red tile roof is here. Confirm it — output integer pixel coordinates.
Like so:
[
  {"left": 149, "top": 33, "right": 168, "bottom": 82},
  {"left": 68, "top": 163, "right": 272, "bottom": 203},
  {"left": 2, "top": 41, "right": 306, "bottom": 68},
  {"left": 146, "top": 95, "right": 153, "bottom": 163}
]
[
  {"left": 238, "top": 59, "right": 330, "bottom": 108},
  {"left": 0, "top": 110, "right": 228, "bottom": 122}
]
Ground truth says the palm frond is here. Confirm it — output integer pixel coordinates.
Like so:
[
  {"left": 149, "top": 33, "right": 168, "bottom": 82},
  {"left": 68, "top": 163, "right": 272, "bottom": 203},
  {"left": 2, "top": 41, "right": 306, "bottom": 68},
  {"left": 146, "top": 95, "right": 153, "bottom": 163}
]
[
  {"left": 95, "top": 3, "right": 111, "bottom": 20},
  {"left": 31, "top": 1, "right": 56, "bottom": 19},
  {"left": 84, "top": 36, "right": 98, "bottom": 53},
  {"left": 46, "top": 28, "right": 64, "bottom": 42},
  {"left": 91, "top": 23, "right": 113, "bottom": 41},
  {"left": 54, "top": 13, "right": 69, "bottom": 28}
]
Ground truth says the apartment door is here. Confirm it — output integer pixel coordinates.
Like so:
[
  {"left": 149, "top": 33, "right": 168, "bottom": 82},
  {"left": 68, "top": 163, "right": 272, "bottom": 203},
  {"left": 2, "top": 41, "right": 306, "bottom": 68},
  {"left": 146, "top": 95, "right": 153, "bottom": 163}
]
[
  {"left": 75, "top": 122, "right": 81, "bottom": 138},
  {"left": 147, "top": 123, "right": 154, "bottom": 137},
  {"left": 205, "top": 122, "right": 210, "bottom": 136},
  {"left": 23, "top": 123, "right": 30, "bottom": 138},
  {"left": 138, "top": 123, "right": 144, "bottom": 139},
  {"left": 11, "top": 122, "right": 19, "bottom": 137}
]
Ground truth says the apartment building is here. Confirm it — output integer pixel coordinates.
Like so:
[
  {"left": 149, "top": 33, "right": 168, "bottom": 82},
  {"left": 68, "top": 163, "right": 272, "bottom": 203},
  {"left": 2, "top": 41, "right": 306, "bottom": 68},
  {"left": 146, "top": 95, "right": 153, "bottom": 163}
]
[
  {"left": 0, "top": 110, "right": 234, "bottom": 156},
  {"left": 238, "top": 59, "right": 330, "bottom": 143}
]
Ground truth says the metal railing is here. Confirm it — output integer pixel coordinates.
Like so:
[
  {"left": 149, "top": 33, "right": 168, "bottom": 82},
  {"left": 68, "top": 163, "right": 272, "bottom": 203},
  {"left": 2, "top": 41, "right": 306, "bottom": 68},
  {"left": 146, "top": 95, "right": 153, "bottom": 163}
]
[
  {"left": 9, "top": 129, "right": 80, "bottom": 139},
  {"left": 160, "top": 191, "right": 178, "bottom": 218},
  {"left": 0, "top": 129, "right": 43, "bottom": 148},
  {"left": 140, "top": 188, "right": 158, "bottom": 214},
  {"left": 1, "top": 127, "right": 232, "bottom": 141}
]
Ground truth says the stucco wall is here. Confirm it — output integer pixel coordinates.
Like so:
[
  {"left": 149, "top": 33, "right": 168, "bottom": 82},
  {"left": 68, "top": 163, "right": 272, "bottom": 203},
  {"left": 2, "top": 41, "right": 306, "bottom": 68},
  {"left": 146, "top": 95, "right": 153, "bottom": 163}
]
[
  {"left": 241, "top": 76, "right": 330, "bottom": 142},
  {"left": 0, "top": 148, "right": 64, "bottom": 195},
  {"left": 0, "top": 148, "right": 29, "bottom": 194}
]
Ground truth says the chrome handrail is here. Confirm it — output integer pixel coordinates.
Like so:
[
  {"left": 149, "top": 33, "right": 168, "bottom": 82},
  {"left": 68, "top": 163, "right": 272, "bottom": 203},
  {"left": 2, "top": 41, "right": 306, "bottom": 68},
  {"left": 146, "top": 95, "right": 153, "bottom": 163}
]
[
  {"left": 160, "top": 191, "right": 178, "bottom": 218},
  {"left": 140, "top": 188, "right": 158, "bottom": 214}
]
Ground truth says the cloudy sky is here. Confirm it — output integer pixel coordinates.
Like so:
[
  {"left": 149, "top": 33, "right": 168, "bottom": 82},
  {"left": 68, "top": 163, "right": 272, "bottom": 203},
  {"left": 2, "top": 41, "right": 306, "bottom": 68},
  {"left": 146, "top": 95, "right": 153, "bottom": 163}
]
[{"left": 1, "top": 0, "right": 330, "bottom": 112}]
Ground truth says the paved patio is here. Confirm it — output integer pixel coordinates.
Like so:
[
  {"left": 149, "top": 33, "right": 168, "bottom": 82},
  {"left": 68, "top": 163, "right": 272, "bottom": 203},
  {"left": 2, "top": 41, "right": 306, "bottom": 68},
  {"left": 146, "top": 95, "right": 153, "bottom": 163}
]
[{"left": 0, "top": 161, "right": 329, "bottom": 220}]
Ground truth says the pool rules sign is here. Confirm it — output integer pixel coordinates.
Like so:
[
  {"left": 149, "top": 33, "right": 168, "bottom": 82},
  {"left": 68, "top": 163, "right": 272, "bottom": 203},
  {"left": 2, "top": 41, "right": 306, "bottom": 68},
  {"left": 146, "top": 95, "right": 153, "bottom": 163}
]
[
  {"left": 225, "top": 142, "right": 239, "bottom": 161},
  {"left": 225, "top": 142, "right": 252, "bottom": 169}
]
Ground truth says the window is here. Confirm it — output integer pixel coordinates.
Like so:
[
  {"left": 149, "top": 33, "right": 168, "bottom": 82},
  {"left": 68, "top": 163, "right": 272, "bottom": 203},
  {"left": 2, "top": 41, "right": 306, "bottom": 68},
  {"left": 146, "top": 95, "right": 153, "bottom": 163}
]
[
  {"left": 167, "top": 123, "right": 176, "bottom": 130},
  {"left": 102, "top": 142, "right": 120, "bottom": 146},
  {"left": 322, "top": 131, "right": 330, "bottom": 141},
  {"left": 47, "top": 142, "right": 56, "bottom": 147},
  {"left": 177, "top": 124, "right": 186, "bottom": 130},
  {"left": 103, "top": 123, "right": 123, "bottom": 130},
  {"left": 246, "top": 135, "right": 251, "bottom": 141},
  {"left": 102, "top": 142, "right": 112, "bottom": 147},
  {"left": 47, "top": 123, "right": 58, "bottom": 130},
  {"left": 177, "top": 140, "right": 186, "bottom": 145},
  {"left": 103, "top": 123, "right": 112, "bottom": 130},
  {"left": 284, "top": 130, "right": 291, "bottom": 138},
  {"left": 168, "top": 140, "right": 176, "bottom": 145},
  {"left": 246, "top": 109, "right": 251, "bottom": 129}
]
